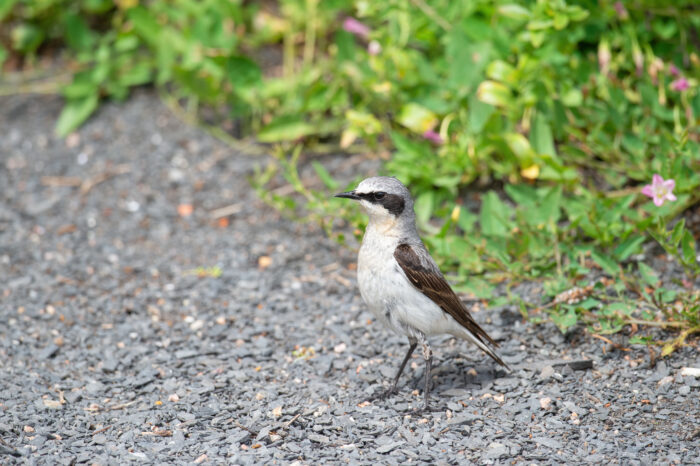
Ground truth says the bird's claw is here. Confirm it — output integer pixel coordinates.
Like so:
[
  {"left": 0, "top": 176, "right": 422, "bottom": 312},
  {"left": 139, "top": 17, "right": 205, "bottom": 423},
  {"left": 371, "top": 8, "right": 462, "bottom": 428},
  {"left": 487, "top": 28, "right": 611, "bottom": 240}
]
[
  {"left": 412, "top": 403, "right": 436, "bottom": 415},
  {"left": 365, "top": 386, "right": 398, "bottom": 402}
]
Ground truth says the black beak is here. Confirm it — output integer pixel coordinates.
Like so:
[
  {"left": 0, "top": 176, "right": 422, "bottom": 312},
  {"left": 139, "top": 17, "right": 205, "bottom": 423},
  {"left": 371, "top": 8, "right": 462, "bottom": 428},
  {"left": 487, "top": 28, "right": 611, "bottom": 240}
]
[{"left": 334, "top": 190, "right": 360, "bottom": 200}]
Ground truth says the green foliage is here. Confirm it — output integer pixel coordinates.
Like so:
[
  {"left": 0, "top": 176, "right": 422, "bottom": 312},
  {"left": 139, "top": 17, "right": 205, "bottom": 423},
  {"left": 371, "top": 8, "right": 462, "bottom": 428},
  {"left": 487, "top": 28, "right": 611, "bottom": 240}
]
[{"left": 3, "top": 0, "right": 700, "bottom": 351}]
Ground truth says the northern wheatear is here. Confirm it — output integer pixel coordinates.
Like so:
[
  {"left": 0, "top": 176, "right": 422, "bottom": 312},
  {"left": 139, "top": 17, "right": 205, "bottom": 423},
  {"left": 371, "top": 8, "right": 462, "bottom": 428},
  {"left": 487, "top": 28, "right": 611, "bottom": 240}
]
[{"left": 335, "top": 176, "right": 509, "bottom": 410}]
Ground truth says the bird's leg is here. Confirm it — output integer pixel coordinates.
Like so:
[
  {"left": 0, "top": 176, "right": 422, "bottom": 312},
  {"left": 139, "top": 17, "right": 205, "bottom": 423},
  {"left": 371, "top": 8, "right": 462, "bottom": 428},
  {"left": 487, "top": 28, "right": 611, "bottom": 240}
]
[
  {"left": 368, "top": 339, "right": 417, "bottom": 401},
  {"left": 419, "top": 336, "right": 433, "bottom": 412}
]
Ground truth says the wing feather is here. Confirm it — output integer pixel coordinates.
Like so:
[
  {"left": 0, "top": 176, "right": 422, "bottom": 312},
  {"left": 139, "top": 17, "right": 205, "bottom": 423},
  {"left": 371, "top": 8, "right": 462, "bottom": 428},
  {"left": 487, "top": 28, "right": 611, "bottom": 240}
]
[{"left": 394, "top": 243, "right": 508, "bottom": 367}]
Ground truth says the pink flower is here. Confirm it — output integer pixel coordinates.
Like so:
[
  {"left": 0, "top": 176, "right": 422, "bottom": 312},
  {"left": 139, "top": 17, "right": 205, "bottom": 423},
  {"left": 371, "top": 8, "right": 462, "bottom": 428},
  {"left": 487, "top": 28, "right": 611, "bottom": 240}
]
[
  {"left": 367, "top": 40, "right": 382, "bottom": 55},
  {"left": 422, "top": 130, "right": 444, "bottom": 145},
  {"left": 641, "top": 174, "right": 676, "bottom": 206},
  {"left": 598, "top": 41, "right": 611, "bottom": 74},
  {"left": 633, "top": 50, "right": 644, "bottom": 76},
  {"left": 614, "top": 2, "right": 628, "bottom": 20},
  {"left": 670, "top": 77, "right": 689, "bottom": 92},
  {"left": 342, "top": 17, "right": 370, "bottom": 39},
  {"left": 669, "top": 64, "right": 680, "bottom": 77}
]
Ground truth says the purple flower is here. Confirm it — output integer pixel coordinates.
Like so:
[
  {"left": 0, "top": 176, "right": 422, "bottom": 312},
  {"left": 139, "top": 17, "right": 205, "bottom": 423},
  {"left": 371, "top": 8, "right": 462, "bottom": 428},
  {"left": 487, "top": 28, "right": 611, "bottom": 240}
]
[
  {"left": 342, "top": 17, "right": 370, "bottom": 39},
  {"left": 669, "top": 64, "right": 680, "bottom": 77},
  {"left": 641, "top": 174, "right": 676, "bottom": 206},
  {"left": 670, "top": 77, "right": 689, "bottom": 92},
  {"left": 422, "top": 130, "right": 444, "bottom": 145}
]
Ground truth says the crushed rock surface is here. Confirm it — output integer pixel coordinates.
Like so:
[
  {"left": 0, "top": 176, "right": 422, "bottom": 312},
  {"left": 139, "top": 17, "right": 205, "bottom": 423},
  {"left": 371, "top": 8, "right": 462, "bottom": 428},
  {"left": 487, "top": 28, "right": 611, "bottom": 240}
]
[{"left": 1, "top": 92, "right": 698, "bottom": 464}]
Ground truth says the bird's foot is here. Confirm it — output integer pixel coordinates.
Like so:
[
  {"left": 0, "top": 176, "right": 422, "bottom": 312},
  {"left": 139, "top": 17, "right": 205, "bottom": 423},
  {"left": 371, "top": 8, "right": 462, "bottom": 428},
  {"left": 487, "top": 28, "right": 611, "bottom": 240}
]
[
  {"left": 412, "top": 402, "right": 438, "bottom": 415},
  {"left": 365, "top": 386, "right": 399, "bottom": 402}
]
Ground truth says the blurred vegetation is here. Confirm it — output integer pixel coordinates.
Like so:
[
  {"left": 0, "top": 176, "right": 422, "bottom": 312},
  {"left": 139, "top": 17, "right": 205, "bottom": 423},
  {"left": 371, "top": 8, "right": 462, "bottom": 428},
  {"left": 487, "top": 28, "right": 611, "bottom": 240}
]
[{"left": 2, "top": 0, "right": 699, "bottom": 352}]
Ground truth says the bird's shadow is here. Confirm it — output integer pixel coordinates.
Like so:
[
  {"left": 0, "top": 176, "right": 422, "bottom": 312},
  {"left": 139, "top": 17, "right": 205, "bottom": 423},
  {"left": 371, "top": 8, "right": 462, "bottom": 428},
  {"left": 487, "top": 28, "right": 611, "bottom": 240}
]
[{"left": 410, "top": 354, "right": 508, "bottom": 393}]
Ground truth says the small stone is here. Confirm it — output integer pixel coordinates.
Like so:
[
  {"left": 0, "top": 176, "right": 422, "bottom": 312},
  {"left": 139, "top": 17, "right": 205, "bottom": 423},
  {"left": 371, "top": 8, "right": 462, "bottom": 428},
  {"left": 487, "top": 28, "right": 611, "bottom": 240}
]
[
  {"left": 539, "top": 397, "right": 552, "bottom": 409},
  {"left": 258, "top": 256, "right": 272, "bottom": 269},
  {"left": 38, "top": 344, "right": 59, "bottom": 360},
  {"left": 376, "top": 441, "right": 404, "bottom": 454},
  {"left": 189, "top": 319, "right": 205, "bottom": 331},
  {"left": 308, "top": 434, "right": 330, "bottom": 444},
  {"left": 540, "top": 365, "right": 555, "bottom": 379},
  {"left": 658, "top": 376, "right": 674, "bottom": 386},
  {"left": 65, "top": 132, "right": 80, "bottom": 148},
  {"left": 43, "top": 399, "right": 63, "bottom": 409},
  {"left": 334, "top": 343, "right": 347, "bottom": 353},
  {"left": 680, "top": 367, "right": 700, "bottom": 377},
  {"left": 486, "top": 442, "right": 507, "bottom": 458}
]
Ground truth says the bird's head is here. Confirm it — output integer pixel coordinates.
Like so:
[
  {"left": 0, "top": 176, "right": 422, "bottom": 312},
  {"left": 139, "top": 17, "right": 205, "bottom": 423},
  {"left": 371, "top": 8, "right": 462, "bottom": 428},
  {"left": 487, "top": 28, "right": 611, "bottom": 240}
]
[{"left": 334, "top": 176, "right": 415, "bottom": 228}]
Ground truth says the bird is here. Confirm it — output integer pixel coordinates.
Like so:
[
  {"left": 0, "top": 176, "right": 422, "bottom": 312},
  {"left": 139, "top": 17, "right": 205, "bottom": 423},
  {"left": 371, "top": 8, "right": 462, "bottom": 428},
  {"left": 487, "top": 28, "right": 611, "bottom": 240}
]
[{"left": 334, "top": 176, "right": 510, "bottom": 410}]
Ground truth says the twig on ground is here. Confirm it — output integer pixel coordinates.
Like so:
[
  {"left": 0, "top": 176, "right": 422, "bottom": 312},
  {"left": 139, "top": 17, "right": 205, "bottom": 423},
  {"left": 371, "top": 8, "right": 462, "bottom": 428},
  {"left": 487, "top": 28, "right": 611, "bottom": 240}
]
[
  {"left": 210, "top": 203, "right": 243, "bottom": 219},
  {"left": 40, "top": 164, "right": 131, "bottom": 196}
]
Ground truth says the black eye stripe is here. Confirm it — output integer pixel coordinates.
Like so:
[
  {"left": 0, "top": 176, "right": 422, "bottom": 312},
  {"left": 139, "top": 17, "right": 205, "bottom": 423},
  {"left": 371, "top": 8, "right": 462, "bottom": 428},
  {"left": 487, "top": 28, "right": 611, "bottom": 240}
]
[{"left": 357, "top": 191, "right": 405, "bottom": 216}]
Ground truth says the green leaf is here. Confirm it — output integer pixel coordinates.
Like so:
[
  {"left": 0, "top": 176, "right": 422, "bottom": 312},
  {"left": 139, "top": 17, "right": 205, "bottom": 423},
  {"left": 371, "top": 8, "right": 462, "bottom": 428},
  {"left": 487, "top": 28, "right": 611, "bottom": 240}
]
[
  {"left": 613, "top": 236, "right": 644, "bottom": 261},
  {"left": 62, "top": 70, "right": 98, "bottom": 99},
  {"left": 311, "top": 161, "right": 338, "bottom": 190},
  {"left": 454, "top": 276, "right": 493, "bottom": 299},
  {"left": 531, "top": 112, "right": 557, "bottom": 157},
  {"left": 414, "top": 191, "right": 435, "bottom": 226},
  {"left": 629, "top": 335, "right": 653, "bottom": 345},
  {"left": 0, "top": 43, "right": 7, "bottom": 68},
  {"left": 638, "top": 262, "right": 659, "bottom": 286},
  {"left": 118, "top": 62, "right": 152, "bottom": 87},
  {"left": 468, "top": 94, "right": 494, "bottom": 133},
  {"left": 397, "top": 103, "right": 438, "bottom": 134},
  {"left": 504, "top": 184, "right": 538, "bottom": 205},
  {"left": 335, "top": 30, "right": 356, "bottom": 62},
  {"left": 504, "top": 133, "right": 534, "bottom": 159},
  {"left": 486, "top": 60, "right": 515, "bottom": 82},
  {"left": 551, "top": 307, "right": 577, "bottom": 332},
  {"left": 446, "top": 32, "right": 491, "bottom": 91},
  {"left": 11, "top": 23, "right": 44, "bottom": 53},
  {"left": 681, "top": 230, "right": 696, "bottom": 264},
  {"left": 389, "top": 131, "right": 432, "bottom": 161},
  {"left": 498, "top": 4, "right": 531, "bottom": 20},
  {"left": 671, "top": 219, "right": 685, "bottom": 246},
  {"left": 258, "top": 115, "right": 314, "bottom": 142},
  {"left": 128, "top": 6, "right": 162, "bottom": 46},
  {"left": 457, "top": 208, "right": 477, "bottom": 233},
  {"left": 0, "top": 0, "right": 19, "bottom": 22},
  {"left": 561, "top": 88, "right": 583, "bottom": 107},
  {"left": 540, "top": 186, "right": 562, "bottom": 224},
  {"left": 603, "top": 302, "right": 632, "bottom": 315},
  {"left": 480, "top": 191, "right": 510, "bottom": 237},
  {"left": 226, "top": 56, "right": 262, "bottom": 90},
  {"left": 55, "top": 94, "right": 99, "bottom": 137},
  {"left": 591, "top": 250, "right": 619, "bottom": 276},
  {"left": 476, "top": 80, "right": 512, "bottom": 107},
  {"left": 64, "top": 13, "right": 94, "bottom": 52}
]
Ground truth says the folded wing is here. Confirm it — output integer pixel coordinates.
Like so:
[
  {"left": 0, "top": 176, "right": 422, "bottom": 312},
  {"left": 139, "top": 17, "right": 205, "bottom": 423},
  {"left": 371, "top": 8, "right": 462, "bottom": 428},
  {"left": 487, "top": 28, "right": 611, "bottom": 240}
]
[{"left": 394, "top": 243, "right": 508, "bottom": 368}]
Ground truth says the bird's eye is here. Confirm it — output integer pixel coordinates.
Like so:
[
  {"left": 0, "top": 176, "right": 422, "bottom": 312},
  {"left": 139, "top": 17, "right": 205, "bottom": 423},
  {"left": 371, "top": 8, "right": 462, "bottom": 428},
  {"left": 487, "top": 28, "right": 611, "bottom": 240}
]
[{"left": 373, "top": 192, "right": 386, "bottom": 200}]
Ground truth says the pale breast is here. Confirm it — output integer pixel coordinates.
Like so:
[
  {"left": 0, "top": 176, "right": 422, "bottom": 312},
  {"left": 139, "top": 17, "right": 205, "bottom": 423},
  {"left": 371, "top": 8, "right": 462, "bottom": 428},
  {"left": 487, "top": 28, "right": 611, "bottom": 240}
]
[{"left": 357, "top": 231, "right": 459, "bottom": 338}]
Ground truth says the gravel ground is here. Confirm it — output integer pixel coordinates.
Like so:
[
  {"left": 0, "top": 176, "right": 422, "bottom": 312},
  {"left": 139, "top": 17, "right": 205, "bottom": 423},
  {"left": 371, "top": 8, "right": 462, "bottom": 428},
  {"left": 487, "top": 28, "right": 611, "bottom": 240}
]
[{"left": 1, "top": 92, "right": 699, "bottom": 465}]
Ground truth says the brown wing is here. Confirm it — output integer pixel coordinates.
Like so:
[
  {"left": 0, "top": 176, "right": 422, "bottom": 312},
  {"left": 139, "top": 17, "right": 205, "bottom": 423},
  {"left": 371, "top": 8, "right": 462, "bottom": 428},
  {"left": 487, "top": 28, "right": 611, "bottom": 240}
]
[{"left": 394, "top": 243, "right": 499, "bottom": 348}]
